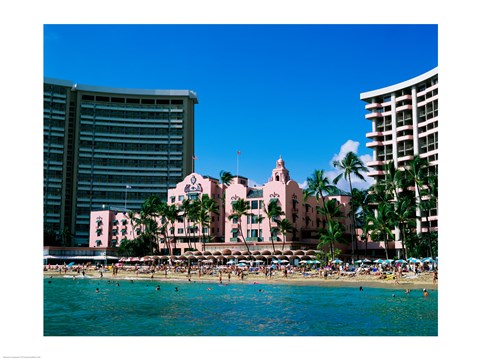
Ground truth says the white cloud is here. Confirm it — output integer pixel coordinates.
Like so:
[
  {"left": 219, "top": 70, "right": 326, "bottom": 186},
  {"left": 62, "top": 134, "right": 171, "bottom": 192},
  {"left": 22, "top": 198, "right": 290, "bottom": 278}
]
[
  {"left": 298, "top": 180, "right": 308, "bottom": 189},
  {"left": 331, "top": 139, "right": 360, "bottom": 164},
  {"left": 328, "top": 140, "right": 374, "bottom": 192}
]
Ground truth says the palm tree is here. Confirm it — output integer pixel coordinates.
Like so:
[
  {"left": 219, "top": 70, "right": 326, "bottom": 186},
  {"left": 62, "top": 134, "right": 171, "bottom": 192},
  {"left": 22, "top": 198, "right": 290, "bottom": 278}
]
[
  {"left": 228, "top": 198, "right": 252, "bottom": 256},
  {"left": 197, "top": 194, "right": 219, "bottom": 251},
  {"left": 306, "top": 169, "right": 338, "bottom": 229},
  {"left": 318, "top": 220, "right": 345, "bottom": 261},
  {"left": 405, "top": 155, "right": 435, "bottom": 256},
  {"left": 318, "top": 198, "right": 345, "bottom": 222},
  {"left": 164, "top": 204, "right": 180, "bottom": 255},
  {"left": 392, "top": 196, "right": 416, "bottom": 259},
  {"left": 333, "top": 151, "right": 368, "bottom": 261},
  {"left": 277, "top": 218, "right": 293, "bottom": 250},
  {"left": 263, "top": 201, "right": 285, "bottom": 252},
  {"left": 126, "top": 210, "right": 140, "bottom": 240},
  {"left": 220, "top": 170, "right": 234, "bottom": 187},
  {"left": 351, "top": 189, "right": 374, "bottom": 257},
  {"left": 366, "top": 202, "right": 395, "bottom": 259},
  {"left": 180, "top": 198, "right": 195, "bottom": 250}
]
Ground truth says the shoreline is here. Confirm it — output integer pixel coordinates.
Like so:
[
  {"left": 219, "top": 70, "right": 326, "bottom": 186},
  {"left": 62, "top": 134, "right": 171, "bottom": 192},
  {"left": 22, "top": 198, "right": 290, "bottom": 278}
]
[{"left": 43, "top": 270, "right": 438, "bottom": 290}]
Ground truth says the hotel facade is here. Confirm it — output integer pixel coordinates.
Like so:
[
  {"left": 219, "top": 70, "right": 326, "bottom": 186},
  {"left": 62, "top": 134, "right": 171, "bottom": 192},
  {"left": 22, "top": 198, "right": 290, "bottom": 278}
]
[
  {"left": 44, "top": 78, "right": 198, "bottom": 246},
  {"left": 88, "top": 157, "right": 354, "bottom": 256},
  {"left": 360, "top": 67, "right": 438, "bottom": 235}
]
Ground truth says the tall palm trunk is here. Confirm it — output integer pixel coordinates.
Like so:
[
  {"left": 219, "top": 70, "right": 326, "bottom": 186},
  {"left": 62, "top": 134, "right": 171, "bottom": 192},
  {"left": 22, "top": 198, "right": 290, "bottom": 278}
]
[{"left": 348, "top": 174, "right": 356, "bottom": 262}]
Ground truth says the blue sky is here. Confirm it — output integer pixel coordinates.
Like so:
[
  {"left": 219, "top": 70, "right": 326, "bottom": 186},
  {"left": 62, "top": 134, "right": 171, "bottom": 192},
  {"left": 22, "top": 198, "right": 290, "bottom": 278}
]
[{"left": 44, "top": 24, "right": 437, "bottom": 191}]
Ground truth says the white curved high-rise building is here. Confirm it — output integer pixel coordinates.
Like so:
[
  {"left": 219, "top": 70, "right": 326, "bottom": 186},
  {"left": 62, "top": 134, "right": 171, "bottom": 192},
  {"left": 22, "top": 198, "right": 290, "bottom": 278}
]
[{"left": 360, "top": 67, "right": 438, "bottom": 236}]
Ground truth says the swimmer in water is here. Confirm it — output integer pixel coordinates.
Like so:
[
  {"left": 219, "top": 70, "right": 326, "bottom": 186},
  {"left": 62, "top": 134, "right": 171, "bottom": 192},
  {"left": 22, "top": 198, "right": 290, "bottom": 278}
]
[
  {"left": 423, "top": 288, "right": 429, "bottom": 297},
  {"left": 96, "top": 288, "right": 99, "bottom": 293},
  {"left": 405, "top": 289, "right": 410, "bottom": 294},
  {"left": 156, "top": 286, "right": 160, "bottom": 291},
  {"left": 359, "top": 286, "right": 363, "bottom": 291},
  {"left": 175, "top": 287, "right": 178, "bottom": 292}
]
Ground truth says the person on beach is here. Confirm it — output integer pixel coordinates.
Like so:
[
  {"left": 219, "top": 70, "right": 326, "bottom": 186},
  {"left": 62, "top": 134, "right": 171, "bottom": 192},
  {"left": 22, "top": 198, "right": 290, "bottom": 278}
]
[
  {"left": 394, "top": 269, "right": 400, "bottom": 285},
  {"left": 219, "top": 270, "right": 223, "bottom": 284},
  {"left": 228, "top": 271, "right": 231, "bottom": 282},
  {"left": 433, "top": 270, "right": 438, "bottom": 284}
]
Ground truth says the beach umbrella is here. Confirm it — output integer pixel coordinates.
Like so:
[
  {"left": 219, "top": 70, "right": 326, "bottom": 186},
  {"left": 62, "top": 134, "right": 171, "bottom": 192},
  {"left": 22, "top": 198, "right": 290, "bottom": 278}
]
[
  {"left": 363, "top": 258, "right": 372, "bottom": 263},
  {"left": 408, "top": 258, "right": 420, "bottom": 263},
  {"left": 355, "top": 260, "right": 364, "bottom": 264},
  {"left": 226, "top": 260, "right": 236, "bottom": 265},
  {"left": 332, "top": 259, "right": 343, "bottom": 264},
  {"left": 373, "top": 259, "right": 384, "bottom": 264},
  {"left": 384, "top": 259, "right": 394, "bottom": 263},
  {"left": 421, "top": 257, "right": 433, "bottom": 263},
  {"left": 280, "top": 259, "right": 289, "bottom": 264},
  {"left": 395, "top": 259, "right": 407, "bottom": 264}
]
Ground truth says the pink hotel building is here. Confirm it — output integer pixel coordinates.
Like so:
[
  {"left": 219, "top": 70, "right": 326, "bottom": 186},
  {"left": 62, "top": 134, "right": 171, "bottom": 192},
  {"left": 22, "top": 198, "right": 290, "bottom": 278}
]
[
  {"left": 89, "top": 157, "right": 353, "bottom": 255},
  {"left": 86, "top": 67, "right": 438, "bottom": 258}
]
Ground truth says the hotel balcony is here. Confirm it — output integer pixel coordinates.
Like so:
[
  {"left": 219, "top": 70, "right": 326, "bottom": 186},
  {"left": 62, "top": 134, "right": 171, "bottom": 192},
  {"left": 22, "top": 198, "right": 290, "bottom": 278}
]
[
  {"left": 396, "top": 104, "right": 413, "bottom": 112},
  {"left": 397, "top": 154, "right": 414, "bottom": 163},
  {"left": 396, "top": 124, "right": 414, "bottom": 132},
  {"left": 396, "top": 94, "right": 412, "bottom": 102},
  {"left": 397, "top": 134, "right": 414, "bottom": 142},
  {"left": 417, "top": 94, "right": 438, "bottom": 107},
  {"left": 366, "top": 160, "right": 385, "bottom": 167},
  {"left": 368, "top": 170, "right": 385, "bottom": 177},
  {"left": 366, "top": 131, "right": 384, "bottom": 138},
  {"left": 417, "top": 83, "right": 438, "bottom": 97},
  {"left": 366, "top": 139, "right": 393, "bottom": 148},
  {"left": 365, "top": 103, "right": 382, "bottom": 110},
  {"left": 365, "top": 112, "right": 384, "bottom": 119}
]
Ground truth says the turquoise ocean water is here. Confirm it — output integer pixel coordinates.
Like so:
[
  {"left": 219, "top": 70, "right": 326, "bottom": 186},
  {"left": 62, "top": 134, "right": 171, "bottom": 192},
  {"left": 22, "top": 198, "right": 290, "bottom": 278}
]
[{"left": 44, "top": 277, "right": 437, "bottom": 336}]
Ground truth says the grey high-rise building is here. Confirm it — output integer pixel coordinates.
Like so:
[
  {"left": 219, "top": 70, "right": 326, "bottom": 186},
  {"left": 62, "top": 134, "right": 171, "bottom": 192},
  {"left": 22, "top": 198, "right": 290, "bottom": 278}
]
[{"left": 44, "top": 78, "right": 198, "bottom": 246}]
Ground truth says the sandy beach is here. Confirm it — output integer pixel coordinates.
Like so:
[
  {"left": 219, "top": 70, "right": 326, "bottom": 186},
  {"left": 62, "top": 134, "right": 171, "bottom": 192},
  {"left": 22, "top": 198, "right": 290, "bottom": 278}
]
[{"left": 43, "top": 268, "right": 438, "bottom": 290}]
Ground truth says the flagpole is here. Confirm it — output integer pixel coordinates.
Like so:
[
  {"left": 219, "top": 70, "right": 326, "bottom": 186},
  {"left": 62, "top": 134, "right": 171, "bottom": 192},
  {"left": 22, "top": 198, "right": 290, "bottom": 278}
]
[
  {"left": 125, "top": 185, "right": 131, "bottom": 211},
  {"left": 192, "top": 155, "right": 198, "bottom": 174},
  {"left": 236, "top": 151, "right": 240, "bottom": 176}
]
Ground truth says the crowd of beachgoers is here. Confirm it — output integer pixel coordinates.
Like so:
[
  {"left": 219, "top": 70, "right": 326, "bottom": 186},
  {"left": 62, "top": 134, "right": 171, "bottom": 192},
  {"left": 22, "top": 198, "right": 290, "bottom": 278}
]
[{"left": 43, "top": 258, "right": 438, "bottom": 289}]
